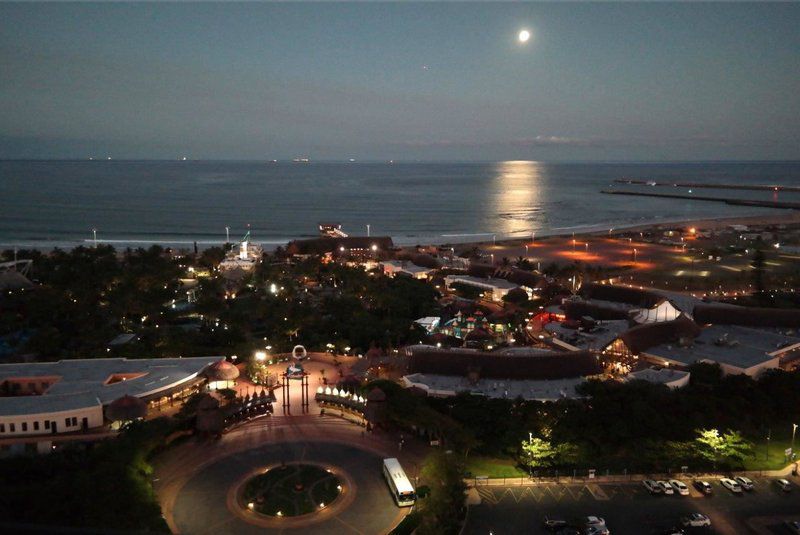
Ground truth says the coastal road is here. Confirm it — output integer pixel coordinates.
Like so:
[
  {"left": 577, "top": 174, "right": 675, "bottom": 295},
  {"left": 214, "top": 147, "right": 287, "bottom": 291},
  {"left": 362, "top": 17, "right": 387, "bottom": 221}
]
[{"left": 463, "top": 477, "right": 800, "bottom": 535}]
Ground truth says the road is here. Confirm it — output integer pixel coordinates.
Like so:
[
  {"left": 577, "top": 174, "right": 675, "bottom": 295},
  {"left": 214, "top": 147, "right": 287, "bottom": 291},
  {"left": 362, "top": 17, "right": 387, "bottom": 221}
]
[{"left": 463, "top": 476, "right": 800, "bottom": 535}]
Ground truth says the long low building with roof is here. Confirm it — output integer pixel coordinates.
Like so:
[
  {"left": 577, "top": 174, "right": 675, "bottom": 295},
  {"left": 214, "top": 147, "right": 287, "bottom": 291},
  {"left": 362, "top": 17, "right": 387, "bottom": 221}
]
[
  {"left": 444, "top": 274, "right": 521, "bottom": 302},
  {"left": 401, "top": 346, "right": 602, "bottom": 400},
  {"left": 0, "top": 356, "right": 222, "bottom": 442},
  {"left": 642, "top": 325, "right": 800, "bottom": 377}
]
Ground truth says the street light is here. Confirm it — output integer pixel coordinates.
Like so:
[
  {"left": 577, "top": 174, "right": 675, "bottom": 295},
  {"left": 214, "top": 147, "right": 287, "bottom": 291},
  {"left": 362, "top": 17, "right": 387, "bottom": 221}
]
[
  {"left": 792, "top": 423, "right": 798, "bottom": 459},
  {"left": 225, "top": 226, "right": 230, "bottom": 243},
  {"left": 525, "top": 245, "right": 529, "bottom": 257},
  {"left": 255, "top": 351, "right": 267, "bottom": 361},
  {"left": 91, "top": 228, "right": 97, "bottom": 247}
]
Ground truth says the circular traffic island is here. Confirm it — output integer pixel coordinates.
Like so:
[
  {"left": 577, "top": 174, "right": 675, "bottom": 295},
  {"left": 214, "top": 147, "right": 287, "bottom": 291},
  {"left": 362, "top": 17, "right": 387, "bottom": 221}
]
[{"left": 241, "top": 464, "right": 342, "bottom": 517}]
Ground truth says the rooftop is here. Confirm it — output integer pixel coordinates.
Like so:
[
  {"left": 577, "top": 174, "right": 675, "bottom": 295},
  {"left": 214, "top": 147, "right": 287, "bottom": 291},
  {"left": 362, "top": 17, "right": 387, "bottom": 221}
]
[
  {"left": 402, "top": 373, "right": 585, "bottom": 401},
  {"left": 645, "top": 325, "right": 800, "bottom": 371},
  {"left": 0, "top": 356, "right": 221, "bottom": 416},
  {"left": 445, "top": 275, "right": 519, "bottom": 290},
  {"left": 545, "top": 320, "right": 630, "bottom": 351},
  {"left": 627, "top": 367, "right": 690, "bottom": 385}
]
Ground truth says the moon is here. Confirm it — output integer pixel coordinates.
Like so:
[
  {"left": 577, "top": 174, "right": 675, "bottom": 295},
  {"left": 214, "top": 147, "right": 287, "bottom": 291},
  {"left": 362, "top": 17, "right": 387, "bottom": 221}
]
[{"left": 518, "top": 29, "right": 531, "bottom": 43}]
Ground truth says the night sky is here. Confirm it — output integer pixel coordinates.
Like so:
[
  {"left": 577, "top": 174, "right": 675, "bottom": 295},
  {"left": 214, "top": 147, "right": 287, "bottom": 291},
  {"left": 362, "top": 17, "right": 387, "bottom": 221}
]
[{"left": 1, "top": 2, "right": 798, "bottom": 161}]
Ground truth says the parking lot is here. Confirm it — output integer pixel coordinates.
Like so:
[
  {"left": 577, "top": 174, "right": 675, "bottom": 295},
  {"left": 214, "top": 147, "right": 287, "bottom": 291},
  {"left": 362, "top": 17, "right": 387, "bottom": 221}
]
[{"left": 463, "top": 476, "right": 800, "bottom": 535}]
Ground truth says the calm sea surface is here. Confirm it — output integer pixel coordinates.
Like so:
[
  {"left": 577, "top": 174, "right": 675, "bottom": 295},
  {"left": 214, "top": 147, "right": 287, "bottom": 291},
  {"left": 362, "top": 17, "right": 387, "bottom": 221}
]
[{"left": 1, "top": 160, "right": 799, "bottom": 249}]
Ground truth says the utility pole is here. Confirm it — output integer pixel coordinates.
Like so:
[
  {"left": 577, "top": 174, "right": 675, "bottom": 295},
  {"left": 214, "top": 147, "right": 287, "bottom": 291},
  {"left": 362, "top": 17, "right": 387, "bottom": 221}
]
[{"left": 92, "top": 228, "right": 97, "bottom": 248}]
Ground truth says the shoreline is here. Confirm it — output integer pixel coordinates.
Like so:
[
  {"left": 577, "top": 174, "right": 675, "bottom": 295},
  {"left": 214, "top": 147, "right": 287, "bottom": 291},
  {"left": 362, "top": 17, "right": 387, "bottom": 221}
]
[{"left": 1, "top": 211, "right": 798, "bottom": 254}]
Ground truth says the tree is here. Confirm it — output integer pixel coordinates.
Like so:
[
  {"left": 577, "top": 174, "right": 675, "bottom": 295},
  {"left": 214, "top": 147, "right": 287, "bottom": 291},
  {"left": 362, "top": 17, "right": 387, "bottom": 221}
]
[
  {"left": 695, "top": 428, "right": 753, "bottom": 468},
  {"left": 521, "top": 437, "right": 557, "bottom": 469},
  {"left": 503, "top": 287, "right": 529, "bottom": 305}
]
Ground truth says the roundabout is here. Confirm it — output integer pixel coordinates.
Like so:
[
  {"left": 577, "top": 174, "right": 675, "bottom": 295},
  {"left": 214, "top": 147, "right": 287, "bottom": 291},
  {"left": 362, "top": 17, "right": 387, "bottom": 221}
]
[
  {"left": 166, "top": 434, "right": 407, "bottom": 534},
  {"left": 239, "top": 463, "right": 343, "bottom": 517}
]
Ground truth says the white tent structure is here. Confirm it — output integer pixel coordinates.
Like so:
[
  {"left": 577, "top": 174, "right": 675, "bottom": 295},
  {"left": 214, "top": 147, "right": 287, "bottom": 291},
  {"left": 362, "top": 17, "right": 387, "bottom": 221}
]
[{"left": 631, "top": 299, "right": 683, "bottom": 324}]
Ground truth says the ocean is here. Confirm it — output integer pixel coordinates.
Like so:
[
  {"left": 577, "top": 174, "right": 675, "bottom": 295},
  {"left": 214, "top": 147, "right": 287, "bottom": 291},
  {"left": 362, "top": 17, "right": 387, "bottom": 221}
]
[{"left": 1, "top": 160, "right": 799, "bottom": 250}]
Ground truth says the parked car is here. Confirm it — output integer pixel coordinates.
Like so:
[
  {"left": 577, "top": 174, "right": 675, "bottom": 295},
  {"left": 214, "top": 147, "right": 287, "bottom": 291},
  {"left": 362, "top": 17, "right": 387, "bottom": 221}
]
[
  {"left": 584, "top": 516, "right": 610, "bottom": 535},
  {"left": 669, "top": 479, "right": 690, "bottom": 496},
  {"left": 681, "top": 513, "right": 711, "bottom": 527},
  {"left": 661, "top": 529, "right": 684, "bottom": 535},
  {"left": 735, "top": 476, "right": 754, "bottom": 491},
  {"left": 693, "top": 480, "right": 713, "bottom": 495},
  {"left": 720, "top": 478, "right": 743, "bottom": 493},
  {"left": 543, "top": 517, "right": 569, "bottom": 531},
  {"left": 784, "top": 520, "right": 800, "bottom": 534},
  {"left": 776, "top": 478, "right": 793, "bottom": 492},
  {"left": 643, "top": 479, "right": 662, "bottom": 494},
  {"left": 658, "top": 480, "right": 674, "bottom": 495}
]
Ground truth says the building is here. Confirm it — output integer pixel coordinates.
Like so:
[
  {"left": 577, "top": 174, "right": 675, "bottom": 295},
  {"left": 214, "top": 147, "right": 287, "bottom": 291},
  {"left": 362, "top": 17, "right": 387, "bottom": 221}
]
[
  {"left": 401, "top": 346, "right": 601, "bottom": 400},
  {"left": 444, "top": 275, "right": 520, "bottom": 302},
  {"left": 642, "top": 325, "right": 800, "bottom": 377},
  {"left": 219, "top": 234, "right": 263, "bottom": 272},
  {"left": 286, "top": 236, "right": 394, "bottom": 257},
  {"left": 0, "top": 356, "right": 222, "bottom": 448},
  {"left": 380, "top": 260, "right": 434, "bottom": 280},
  {"left": 626, "top": 367, "right": 690, "bottom": 389},
  {"left": 545, "top": 319, "right": 630, "bottom": 352}
]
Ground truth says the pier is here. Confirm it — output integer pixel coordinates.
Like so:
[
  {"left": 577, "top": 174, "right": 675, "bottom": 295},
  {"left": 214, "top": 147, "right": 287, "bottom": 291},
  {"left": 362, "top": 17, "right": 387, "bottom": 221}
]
[
  {"left": 614, "top": 179, "right": 800, "bottom": 192},
  {"left": 601, "top": 190, "right": 800, "bottom": 210}
]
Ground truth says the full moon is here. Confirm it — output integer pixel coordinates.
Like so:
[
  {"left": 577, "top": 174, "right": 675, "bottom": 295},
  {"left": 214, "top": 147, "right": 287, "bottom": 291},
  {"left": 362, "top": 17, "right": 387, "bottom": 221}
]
[{"left": 518, "top": 29, "right": 531, "bottom": 43}]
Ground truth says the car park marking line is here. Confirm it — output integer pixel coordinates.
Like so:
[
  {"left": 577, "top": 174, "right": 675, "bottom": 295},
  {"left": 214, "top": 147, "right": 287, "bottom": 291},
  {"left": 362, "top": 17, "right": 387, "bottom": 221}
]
[{"left": 587, "top": 484, "right": 610, "bottom": 501}]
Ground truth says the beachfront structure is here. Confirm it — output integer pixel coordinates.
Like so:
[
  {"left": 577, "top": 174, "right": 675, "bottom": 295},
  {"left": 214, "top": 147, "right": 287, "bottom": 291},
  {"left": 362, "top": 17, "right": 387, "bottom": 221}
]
[
  {"left": 286, "top": 236, "right": 394, "bottom": 257},
  {"left": 219, "top": 233, "right": 263, "bottom": 272},
  {"left": 0, "top": 357, "right": 222, "bottom": 447},
  {"left": 444, "top": 274, "right": 519, "bottom": 302},
  {"left": 380, "top": 260, "right": 434, "bottom": 280}
]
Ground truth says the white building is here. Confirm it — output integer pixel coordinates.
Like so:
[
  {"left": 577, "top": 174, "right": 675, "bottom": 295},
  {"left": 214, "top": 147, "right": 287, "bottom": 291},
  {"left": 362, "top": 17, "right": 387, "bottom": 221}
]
[
  {"left": 444, "top": 275, "right": 520, "bottom": 302},
  {"left": 0, "top": 357, "right": 221, "bottom": 447},
  {"left": 381, "top": 260, "right": 434, "bottom": 280}
]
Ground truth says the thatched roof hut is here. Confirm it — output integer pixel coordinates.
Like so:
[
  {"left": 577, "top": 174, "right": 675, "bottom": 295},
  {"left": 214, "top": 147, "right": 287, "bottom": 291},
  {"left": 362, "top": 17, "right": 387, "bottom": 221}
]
[{"left": 204, "top": 360, "right": 240, "bottom": 381}]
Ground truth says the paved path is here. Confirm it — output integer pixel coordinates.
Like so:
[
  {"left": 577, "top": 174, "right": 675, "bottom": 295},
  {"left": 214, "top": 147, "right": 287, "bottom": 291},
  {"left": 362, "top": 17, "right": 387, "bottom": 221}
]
[{"left": 154, "top": 414, "right": 425, "bottom": 534}]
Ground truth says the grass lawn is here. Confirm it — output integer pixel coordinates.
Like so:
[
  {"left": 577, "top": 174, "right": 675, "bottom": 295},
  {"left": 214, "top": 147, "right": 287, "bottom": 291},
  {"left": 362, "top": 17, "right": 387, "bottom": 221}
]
[
  {"left": 742, "top": 437, "right": 798, "bottom": 472},
  {"left": 464, "top": 456, "right": 527, "bottom": 478}
]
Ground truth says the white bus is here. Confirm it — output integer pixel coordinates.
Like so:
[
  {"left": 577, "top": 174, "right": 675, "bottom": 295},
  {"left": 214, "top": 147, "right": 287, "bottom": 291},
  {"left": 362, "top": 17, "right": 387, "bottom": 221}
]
[{"left": 382, "top": 458, "right": 416, "bottom": 507}]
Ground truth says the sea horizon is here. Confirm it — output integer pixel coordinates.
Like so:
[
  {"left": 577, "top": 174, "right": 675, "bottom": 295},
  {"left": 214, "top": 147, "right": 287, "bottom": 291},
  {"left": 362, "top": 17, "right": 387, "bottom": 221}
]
[{"left": 2, "top": 159, "right": 799, "bottom": 251}]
